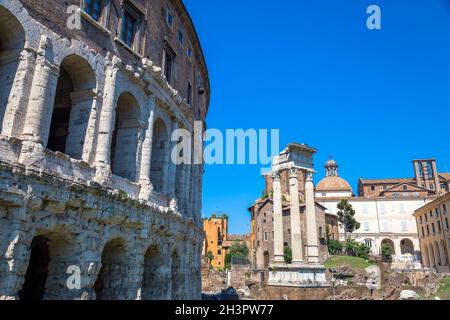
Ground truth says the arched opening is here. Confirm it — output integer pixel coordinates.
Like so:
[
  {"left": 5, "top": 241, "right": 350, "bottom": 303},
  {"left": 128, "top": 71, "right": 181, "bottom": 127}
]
[
  {"left": 150, "top": 118, "right": 168, "bottom": 193},
  {"left": 171, "top": 250, "right": 182, "bottom": 300},
  {"left": 19, "top": 232, "right": 73, "bottom": 300},
  {"left": 440, "top": 240, "right": 448, "bottom": 266},
  {"left": 422, "top": 245, "right": 430, "bottom": 268},
  {"left": 0, "top": 6, "right": 25, "bottom": 133},
  {"left": 94, "top": 238, "right": 127, "bottom": 300},
  {"left": 434, "top": 241, "right": 442, "bottom": 266},
  {"left": 429, "top": 243, "right": 436, "bottom": 268},
  {"left": 47, "top": 55, "right": 96, "bottom": 159},
  {"left": 142, "top": 244, "right": 165, "bottom": 300},
  {"left": 110, "top": 92, "right": 141, "bottom": 181},
  {"left": 263, "top": 251, "right": 270, "bottom": 269},
  {"left": 400, "top": 239, "right": 415, "bottom": 255},
  {"left": 18, "top": 236, "right": 49, "bottom": 300},
  {"left": 381, "top": 238, "right": 395, "bottom": 254}
]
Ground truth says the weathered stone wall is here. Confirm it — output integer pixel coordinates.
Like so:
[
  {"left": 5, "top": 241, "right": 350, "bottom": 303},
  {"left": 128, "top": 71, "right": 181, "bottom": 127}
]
[{"left": 0, "top": 0, "right": 209, "bottom": 300}]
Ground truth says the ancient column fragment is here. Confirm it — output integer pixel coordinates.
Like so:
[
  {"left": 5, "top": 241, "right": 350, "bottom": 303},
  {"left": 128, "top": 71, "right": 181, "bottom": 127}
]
[
  {"left": 21, "top": 36, "right": 59, "bottom": 145},
  {"left": 289, "top": 168, "right": 304, "bottom": 264},
  {"left": 272, "top": 170, "right": 285, "bottom": 263},
  {"left": 95, "top": 54, "right": 122, "bottom": 166},
  {"left": 305, "top": 171, "right": 319, "bottom": 263}
]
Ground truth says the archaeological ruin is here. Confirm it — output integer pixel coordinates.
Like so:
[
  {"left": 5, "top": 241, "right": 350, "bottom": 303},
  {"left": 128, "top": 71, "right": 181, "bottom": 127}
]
[{"left": 0, "top": 0, "right": 209, "bottom": 300}]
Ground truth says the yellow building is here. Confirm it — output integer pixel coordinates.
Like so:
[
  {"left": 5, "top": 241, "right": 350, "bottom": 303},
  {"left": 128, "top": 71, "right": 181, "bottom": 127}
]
[
  {"left": 203, "top": 216, "right": 228, "bottom": 269},
  {"left": 414, "top": 192, "right": 450, "bottom": 273}
]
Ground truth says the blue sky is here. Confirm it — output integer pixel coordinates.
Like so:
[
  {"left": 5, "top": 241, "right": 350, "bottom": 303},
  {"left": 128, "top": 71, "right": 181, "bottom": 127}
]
[{"left": 183, "top": 0, "right": 450, "bottom": 234}]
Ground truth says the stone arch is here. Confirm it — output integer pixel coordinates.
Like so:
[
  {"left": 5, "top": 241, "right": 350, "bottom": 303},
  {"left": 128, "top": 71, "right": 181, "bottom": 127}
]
[
  {"left": 0, "top": 4, "right": 25, "bottom": 133},
  {"left": 94, "top": 238, "right": 128, "bottom": 300},
  {"left": 440, "top": 239, "right": 448, "bottom": 266},
  {"left": 18, "top": 230, "right": 75, "bottom": 300},
  {"left": 429, "top": 243, "right": 436, "bottom": 268},
  {"left": 400, "top": 238, "right": 415, "bottom": 255},
  {"left": 434, "top": 241, "right": 442, "bottom": 266},
  {"left": 111, "top": 92, "right": 141, "bottom": 181},
  {"left": 47, "top": 54, "right": 96, "bottom": 159},
  {"left": 171, "top": 249, "right": 183, "bottom": 300},
  {"left": 263, "top": 251, "right": 270, "bottom": 269},
  {"left": 381, "top": 238, "right": 395, "bottom": 254},
  {"left": 142, "top": 244, "right": 165, "bottom": 300},
  {"left": 422, "top": 244, "right": 430, "bottom": 267},
  {"left": 150, "top": 118, "right": 169, "bottom": 193}
]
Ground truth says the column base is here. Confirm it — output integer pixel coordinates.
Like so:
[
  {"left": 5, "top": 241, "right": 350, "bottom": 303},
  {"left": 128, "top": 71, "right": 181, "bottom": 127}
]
[{"left": 267, "top": 264, "right": 328, "bottom": 288}]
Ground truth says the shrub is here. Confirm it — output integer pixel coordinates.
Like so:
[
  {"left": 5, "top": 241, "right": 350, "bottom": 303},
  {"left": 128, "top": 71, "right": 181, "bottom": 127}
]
[
  {"left": 284, "top": 245, "right": 292, "bottom": 264},
  {"left": 328, "top": 239, "right": 343, "bottom": 255}
]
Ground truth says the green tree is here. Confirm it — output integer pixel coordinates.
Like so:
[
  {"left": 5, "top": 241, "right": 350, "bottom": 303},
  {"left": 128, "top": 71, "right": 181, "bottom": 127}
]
[
  {"left": 381, "top": 243, "right": 393, "bottom": 262},
  {"left": 284, "top": 245, "right": 292, "bottom": 264},
  {"left": 206, "top": 250, "right": 214, "bottom": 264},
  {"left": 224, "top": 242, "right": 249, "bottom": 269},
  {"left": 337, "top": 199, "right": 360, "bottom": 241}
]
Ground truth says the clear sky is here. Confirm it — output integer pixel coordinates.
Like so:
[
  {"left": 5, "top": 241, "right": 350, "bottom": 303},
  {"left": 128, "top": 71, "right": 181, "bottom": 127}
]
[{"left": 183, "top": 0, "right": 450, "bottom": 234}]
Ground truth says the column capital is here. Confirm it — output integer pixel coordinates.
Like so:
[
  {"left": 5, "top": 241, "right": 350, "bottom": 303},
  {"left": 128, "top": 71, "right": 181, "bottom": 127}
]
[
  {"left": 272, "top": 171, "right": 281, "bottom": 182},
  {"left": 306, "top": 171, "right": 314, "bottom": 182},
  {"left": 289, "top": 167, "right": 298, "bottom": 179}
]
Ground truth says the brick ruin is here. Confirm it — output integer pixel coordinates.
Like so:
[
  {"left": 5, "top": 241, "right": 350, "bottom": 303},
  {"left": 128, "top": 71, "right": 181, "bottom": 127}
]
[{"left": 0, "top": 0, "right": 209, "bottom": 300}]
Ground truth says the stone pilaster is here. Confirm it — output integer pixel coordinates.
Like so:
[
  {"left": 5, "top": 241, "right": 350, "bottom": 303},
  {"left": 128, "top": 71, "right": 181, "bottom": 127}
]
[
  {"left": 272, "top": 170, "right": 285, "bottom": 263},
  {"left": 21, "top": 35, "right": 60, "bottom": 145},
  {"left": 289, "top": 168, "right": 303, "bottom": 264},
  {"left": 138, "top": 97, "right": 156, "bottom": 200},
  {"left": 305, "top": 171, "right": 319, "bottom": 264},
  {"left": 95, "top": 54, "right": 122, "bottom": 166}
]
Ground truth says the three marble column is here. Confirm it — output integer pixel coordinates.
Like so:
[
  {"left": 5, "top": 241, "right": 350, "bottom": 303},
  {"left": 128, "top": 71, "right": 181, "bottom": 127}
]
[{"left": 272, "top": 168, "right": 319, "bottom": 265}]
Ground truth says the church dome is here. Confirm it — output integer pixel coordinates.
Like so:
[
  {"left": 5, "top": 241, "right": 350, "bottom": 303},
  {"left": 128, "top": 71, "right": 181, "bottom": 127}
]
[
  {"left": 316, "top": 176, "right": 352, "bottom": 192},
  {"left": 317, "top": 156, "right": 352, "bottom": 192}
]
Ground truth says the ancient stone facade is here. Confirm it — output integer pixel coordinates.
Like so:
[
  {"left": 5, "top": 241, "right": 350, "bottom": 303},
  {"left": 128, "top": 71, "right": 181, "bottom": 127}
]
[{"left": 0, "top": 0, "right": 209, "bottom": 300}]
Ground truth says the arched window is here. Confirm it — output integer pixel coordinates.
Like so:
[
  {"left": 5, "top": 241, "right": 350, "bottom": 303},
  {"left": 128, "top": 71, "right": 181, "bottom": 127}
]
[
  {"left": 150, "top": 118, "right": 169, "bottom": 193},
  {"left": 0, "top": 6, "right": 25, "bottom": 133},
  {"left": 110, "top": 92, "right": 141, "bottom": 181},
  {"left": 48, "top": 55, "right": 96, "bottom": 160}
]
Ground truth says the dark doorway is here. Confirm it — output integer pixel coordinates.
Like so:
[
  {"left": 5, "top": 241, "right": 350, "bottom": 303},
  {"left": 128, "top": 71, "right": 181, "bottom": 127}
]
[{"left": 18, "top": 236, "right": 50, "bottom": 300}]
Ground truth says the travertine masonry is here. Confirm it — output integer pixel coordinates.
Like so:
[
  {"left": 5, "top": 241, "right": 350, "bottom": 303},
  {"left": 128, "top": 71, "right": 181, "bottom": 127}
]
[{"left": 0, "top": 0, "right": 209, "bottom": 300}]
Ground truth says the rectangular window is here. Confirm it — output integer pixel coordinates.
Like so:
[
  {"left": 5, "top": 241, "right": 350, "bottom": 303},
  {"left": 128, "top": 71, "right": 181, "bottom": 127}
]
[
  {"left": 436, "top": 208, "right": 440, "bottom": 217},
  {"left": 167, "top": 8, "right": 174, "bottom": 28},
  {"left": 121, "top": 11, "right": 136, "bottom": 47},
  {"left": 84, "top": 0, "right": 103, "bottom": 21},
  {"left": 120, "top": 2, "right": 143, "bottom": 50},
  {"left": 432, "top": 223, "right": 436, "bottom": 234},
  {"left": 322, "top": 193, "right": 327, "bottom": 197},
  {"left": 380, "top": 204, "right": 386, "bottom": 214},
  {"left": 264, "top": 232, "right": 268, "bottom": 241},
  {"left": 419, "top": 216, "right": 423, "bottom": 224},
  {"left": 427, "top": 225, "right": 430, "bottom": 236},
  {"left": 383, "top": 185, "right": 387, "bottom": 190},
  {"left": 399, "top": 203, "right": 406, "bottom": 213},
  {"left": 438, "top": 221, "right": 442, "bottom": 233},
  {"left": 217, "top": 249, "right": 221, "bottom": 255},
  {"left": 364, "top": 222, "right": 370, "bottom": 232},
  {"left": 362, "top": 204, "right": 368, "bottom": 215},
  {"left": 446, "top": 218, "right": 449, "bottom": 231},
  {"left": 187, "top": 81, "right": 192, "bottom": 106},
  {"left": 187, "top": 40, "right": 192, "bottom": 59},
  {"left": 444, "top": 204, "right": 448, "bottom": 215},
  {"left": 421, "top": 226, "right": 425, "bottom": 238},
  {"left": 163, "top": 44, "right": 176, "bottom": 83},
  {"left": 371, "top": 186, "right": 375, "bottom": 192},
  {"left": 401, "top": 221, "right": 408, "bottom": 232},
  {"left": 441, "top": 183, "right": 446, "bottom": 189},
  {"left": 178, "top": 30, "right": 184, "bottom": 45}
]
